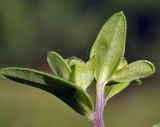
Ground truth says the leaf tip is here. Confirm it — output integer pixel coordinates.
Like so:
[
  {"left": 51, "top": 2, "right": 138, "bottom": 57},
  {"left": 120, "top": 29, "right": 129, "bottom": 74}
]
[
  {"left": 0, "top": 67, "right": 12, "bottom": 79},
  {"left": 120, "top": 10, "right": 124, "bottom": 14},
  {"left": 144, "top": 60, "right": 156, "bottom": 75},
  {"left": 115, "top": 11, "right": 125, "bottom": 17},
  {"left": 47, "top": 51, "right": 56, "bottom": 57},
  {"left": 113, "top": 11, "right": 127, "bottom": 33}
]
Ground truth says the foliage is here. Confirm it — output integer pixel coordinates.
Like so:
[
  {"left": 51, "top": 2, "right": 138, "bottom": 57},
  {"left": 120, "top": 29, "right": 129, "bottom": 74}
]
[{"left": 0, "top": 11, "right": 155, "bottom": 127}]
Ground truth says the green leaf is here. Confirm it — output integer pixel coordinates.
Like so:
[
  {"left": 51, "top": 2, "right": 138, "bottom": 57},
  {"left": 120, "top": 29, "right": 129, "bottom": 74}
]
[
  {"left": 74, "top": 57, "right": 95, "bottom": 90},
  {"left": 47, "top": 51, "right": 71, "bottom": 80},
  {"left": 111, "top": 60, "right": 155, "bottom": 82},
  {"left": 66, "top": 56, "right": 84, "bottom": 68},
  {"left": 90, "top": 11, "right": 127, "bottom": 83},
  {"left": 0, "top": 67, "right": 93, "bottom": 116},
  {"left": 105, "top": 82, "right": 130, "bottom": 100},
  {"left": 112, "top": 58, "right": 142, "bottom": 85},
  {"left": 66, "top": 57, "right": 84, "bottom": 82},
  {"left": 153, "top": 122, "right": 160, "bottom": 127}
]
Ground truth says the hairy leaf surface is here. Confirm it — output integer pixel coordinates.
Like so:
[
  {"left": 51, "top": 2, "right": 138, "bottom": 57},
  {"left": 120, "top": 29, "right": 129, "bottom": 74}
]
[
  {"left": 105, "top": 82, "right": 130, "bottom": 100},
  {"left": 0, "top": 67, "right": 93, "bottom": 115},
  {"left": 111, "top": 60, "right": 155, "bottom": 82},
  {"left": 74, "top": 57, "right": 95, "bottom": 90},
  {"left": 90, "top": 11, "right": 127, "bottom": 84},
  {"left": 47, "top": 51, "right": 71, "bottom": 80}
]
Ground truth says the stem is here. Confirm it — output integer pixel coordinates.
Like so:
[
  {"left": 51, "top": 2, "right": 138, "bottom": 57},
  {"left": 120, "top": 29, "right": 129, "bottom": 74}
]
[{"left": 92, "top": 82, "right": 106, "bottom": 127}]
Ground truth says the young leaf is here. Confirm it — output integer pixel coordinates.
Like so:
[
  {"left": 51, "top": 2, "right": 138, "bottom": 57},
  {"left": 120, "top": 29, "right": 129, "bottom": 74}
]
[
  {"left": 113, "top": 58, "right": 142, "bottom": 85},
  {"left": 66, "top": 56, "right": 84, "bottom": 68},
  {"left": 66, "top": 57, "right": 84, "bottom": 82},
  {"left": 90, "top": 11, "right": 127, "bottom": 83},
  {"left": 47, "top": 51, "right": 71, "bottom": 80},
  {"left": 105, "top": 82, "right": 130, "bottom": 100},
  {"left": 0, "top": 67, "right": 93, "bottom": 116},
  {"left": 111, "top": 60, "right": 155, "bottom": 82},
  {"left": 74, "top": 57, "right": 95, "bottom": 90}
]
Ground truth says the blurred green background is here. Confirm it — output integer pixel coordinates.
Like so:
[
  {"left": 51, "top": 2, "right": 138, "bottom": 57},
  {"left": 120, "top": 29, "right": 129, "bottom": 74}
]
[{"left": 0, "top": 0, "right": 160, "bottom": 127}]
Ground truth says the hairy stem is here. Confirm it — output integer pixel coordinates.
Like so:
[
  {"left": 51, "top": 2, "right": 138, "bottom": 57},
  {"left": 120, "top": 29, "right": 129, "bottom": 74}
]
[{"left": 92, "top": 82, "right": 106, "bottom": 127}]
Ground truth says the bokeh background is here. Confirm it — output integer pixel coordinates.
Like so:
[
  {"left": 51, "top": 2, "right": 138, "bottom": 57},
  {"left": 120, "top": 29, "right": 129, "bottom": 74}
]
[{"left": 0, "top": 0, "right": 160, "bottom": 127}]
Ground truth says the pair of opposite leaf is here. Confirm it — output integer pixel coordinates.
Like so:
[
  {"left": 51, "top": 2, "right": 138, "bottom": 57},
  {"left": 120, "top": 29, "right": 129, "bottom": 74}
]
[{"left": 0, "top": 11, "right": 155, "bottom": 116}]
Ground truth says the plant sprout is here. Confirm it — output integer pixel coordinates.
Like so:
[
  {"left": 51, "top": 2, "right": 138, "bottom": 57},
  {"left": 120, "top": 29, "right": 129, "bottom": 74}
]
[{"left": 0, "top": 11, "right": 155, "bottom": 127}]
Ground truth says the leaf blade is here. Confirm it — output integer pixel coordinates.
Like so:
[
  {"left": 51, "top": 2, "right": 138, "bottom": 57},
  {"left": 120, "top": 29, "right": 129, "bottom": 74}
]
[
  {"left": 47, "top": 51, "right": 71, "bottom": 80},
  {"left": 74, "top": 56, "right": 95, "bottom": 90},
  {"left": 105, "top": 82, "right": 130, "bottom": 100},
  {"left": 0, "top": 67, "right": 93, "bottom": 115},
  {"left": 111, "top": 60, "right": 155, "bottom": 82},
  {"left": 90, "top": 11, "right": 127, "bottom": 83}
]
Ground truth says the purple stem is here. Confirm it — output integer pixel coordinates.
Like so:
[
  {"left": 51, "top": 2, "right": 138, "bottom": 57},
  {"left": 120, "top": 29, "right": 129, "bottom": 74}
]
[{"left": 92, "top": 82, "right": 106, "bottom": 127}]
